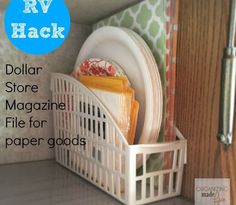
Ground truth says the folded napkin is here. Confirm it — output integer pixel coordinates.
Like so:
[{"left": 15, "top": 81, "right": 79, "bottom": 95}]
[{"left": 79, "top": 76, "right": 138, "bottom": 145}]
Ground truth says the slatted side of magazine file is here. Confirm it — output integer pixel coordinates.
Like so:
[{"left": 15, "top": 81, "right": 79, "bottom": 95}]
[
  {"left": 127, "top": 132, "right": 186, "bottom": 205},
  {"left": 51, "top": 73, "right": 128, "bottom": 203},
  {"left": 50, "top": 73, "right": 187, "bottom": 205}
]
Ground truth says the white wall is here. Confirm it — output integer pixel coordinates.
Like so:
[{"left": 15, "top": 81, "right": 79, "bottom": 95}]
[{"left": 0, "top": 11, "right": 91, "bottom": 164}]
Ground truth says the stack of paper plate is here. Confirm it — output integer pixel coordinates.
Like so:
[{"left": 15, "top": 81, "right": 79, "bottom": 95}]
[{"left": 74, "top": 26, "right": 163, "bottom": 145}]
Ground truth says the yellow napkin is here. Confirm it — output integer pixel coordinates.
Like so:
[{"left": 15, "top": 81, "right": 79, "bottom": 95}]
[{"left": 79, "top": 76, "right": 138, "bottom": 145}]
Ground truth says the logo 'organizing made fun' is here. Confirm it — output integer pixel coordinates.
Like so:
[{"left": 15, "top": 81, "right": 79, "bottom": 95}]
[{"left": 4, "top": 0, "right": 70, "bottom": 55}]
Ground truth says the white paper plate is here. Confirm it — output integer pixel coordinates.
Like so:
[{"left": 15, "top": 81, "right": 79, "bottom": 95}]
[
  {"left": 74, "top": 26, "right": 162, "bottom": 144},
  {"left": 122, "top": 28, "right": 163, "bottom": 143}
]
